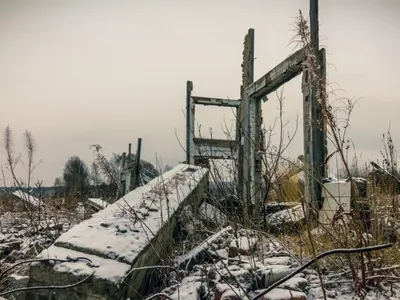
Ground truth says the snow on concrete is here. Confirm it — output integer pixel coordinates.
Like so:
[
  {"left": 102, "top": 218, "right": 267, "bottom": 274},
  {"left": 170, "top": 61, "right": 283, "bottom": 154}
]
[
  {"left": 87, "top": 198, "right": 109, "bottom": 210},
  {"left": 260, "top": 288, "right": 307, "bottom": 300},
  {"left": 168, "top": 276, "right": 203, "bottom": 300},
  {"left": 278, "top": 276, "right": 308, "bottom": 292},
  {"left": 262, "top": 256, "right": 293, "bottom": 266},
  {"left": 12, "top": 190, "right": 43, "bottom": 207},
  {"left": 164, "top": 226, "right": 306, "bottom": 300},
  {"left": 175, "top": 226, "right": 233, "bottom": 268},
  {"left": 0, "top": 212, "right": 16, "bottom": 228},
  {"left": 33, "top": 245, "right": 131, "bottom": 283},
  {"left": 231, "top": 235, "right": 257, "bottom": 255},
  {"left": 25, "top": 164, "right": 208, "bottom": 300},
  {"left": 266, "top": 204, "right": 305, "bottom": 233},
  {"left": 54, "top": 164, "right": 208, "bottom": 265}
]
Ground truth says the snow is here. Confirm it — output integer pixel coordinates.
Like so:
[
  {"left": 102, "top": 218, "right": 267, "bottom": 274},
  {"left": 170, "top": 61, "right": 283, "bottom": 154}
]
[
  {"left": 262, "top": 257, "right": 292, "bottom": 266},
  {"left": 54, "top": 164, "right": 208, "bottom": 265},
  {"left": 34, "top": 245, "right": 131, "bottom": 283},
  {"left": 11, "top": 190, "right": 43, "bottom": 207},
  {"left": 258, "top": 288, "right": 307, "bottom": 300},
  {"left": 175, "top": 226, "right": 233, "bottom": 267},
  {"left": 278, "top": 277, "right": 308, "bottom": 292},
  {"left": 168, "top": 276, "right": 203, "bottom": 300},
  {"left": 221, "top": 288, "right": 248, "bottom": 299},
  {"left": 87, "top": 198, "right": 108, "bottom": 210},
  {"left": 0, "top": 212, "right": 16, "bottom": 228},
  {"left": 167, "top": 226, "right": 306, "bottom": 300},
  {"left": 266, "top": 204, "right": 305, "bottom": 226},
  {"left": 235, "top": 236, "right": 257, "bottom": 253},
  {"left": 8, "top": 274, "right": 28, "bottom": 281}
]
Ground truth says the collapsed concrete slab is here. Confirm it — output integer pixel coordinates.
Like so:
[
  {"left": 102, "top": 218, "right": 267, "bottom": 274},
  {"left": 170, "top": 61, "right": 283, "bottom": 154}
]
[
  {"left": 87, "top": 198, "right": 109, "bottom": 211},
  {"left": 26, "top": 164, "right": 209, "bottom": 300},
  {"left": 165, "top": 226, "right": 303, "bottom": 300},
  {"left": 266, "top": 204, "right": 305, "bottom": 233}
]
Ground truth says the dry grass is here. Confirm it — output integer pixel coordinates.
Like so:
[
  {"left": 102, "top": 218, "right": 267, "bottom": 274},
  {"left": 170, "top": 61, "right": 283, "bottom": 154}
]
[
  {"left": 276, "top": 179, "right": 400, "bottom": 278},
  {"left": 267, "top": 163, "right": 304, "bottom": 203},
  {"left": 278, "top": 173, "right": 304, "bottom": 203}
]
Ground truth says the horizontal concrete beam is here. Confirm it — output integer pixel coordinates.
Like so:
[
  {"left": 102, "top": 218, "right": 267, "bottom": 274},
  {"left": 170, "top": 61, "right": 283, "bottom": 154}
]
[
  {"left": 192, "top": 96, "right": 241, "bottom": 107},
  {"left": 193, "top": 138, "right": 237, "bottom": 148},
  {"left": 193, "top": 138, "right": 237, "bottom": 160},
  {"left": 244, "top": 47, "right": 307, "bottom": 99}
]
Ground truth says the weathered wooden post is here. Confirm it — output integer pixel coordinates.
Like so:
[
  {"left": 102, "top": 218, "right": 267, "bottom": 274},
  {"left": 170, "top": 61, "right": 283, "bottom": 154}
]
[
  {"left": 184, "top": 0, "right": 326, "bottom": 222},
  {"left": 239, "top": 28, "right": 255, "bottom": 221},
  {"left": 118, "top": 152, "right": 127, "bottom": 198},
  {"left": 304, "top": 0, "right": 327, "bottom": 212},
  {"left": 186, "top": 81, "right": 194, "bottom": 165},
  {"left": 128, "top": 143, "right": 132, "bottom": 163},
  {"left": 132, "top": 138, "right": 142, "bottom": 189}
]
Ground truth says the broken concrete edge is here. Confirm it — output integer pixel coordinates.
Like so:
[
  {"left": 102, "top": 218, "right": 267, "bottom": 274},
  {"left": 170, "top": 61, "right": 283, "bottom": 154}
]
[
  {"left": 121, "top": 167, "right": 209, "bottom": 299},
  {"left": 265, "top": 204, "right": 306, "bottom": 234},
  {"left": 26, "top": 164, "right": 209, "bottom": 300},
  {"left": 87, "top": 198, "right": 109, "bottom": 210},
  {"left": 28, "top": 246, "right": 130, "bottom": 299},
  {"left": 52, "top": 164, "right": 208, "bottom": 265},
  {"left": 175, "top": 226, "right": 234, "bottom": 270},
  {"left": 164, "top": 225, "right": 305, "bottom": 300}
]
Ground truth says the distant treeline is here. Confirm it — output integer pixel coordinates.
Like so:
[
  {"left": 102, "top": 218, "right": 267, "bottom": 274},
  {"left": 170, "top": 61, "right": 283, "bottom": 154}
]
[{"left": 0, "top": 186, "right": 57, "bottom": 197}]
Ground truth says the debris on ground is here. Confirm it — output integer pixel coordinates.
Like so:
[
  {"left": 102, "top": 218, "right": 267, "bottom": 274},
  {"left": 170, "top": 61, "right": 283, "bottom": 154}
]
[{"left": 265, "top": 204, "right": 305, "bottom": 233}]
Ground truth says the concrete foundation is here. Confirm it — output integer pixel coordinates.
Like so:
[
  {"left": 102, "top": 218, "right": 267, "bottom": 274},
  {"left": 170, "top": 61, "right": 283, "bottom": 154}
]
[{"left": 26, "top": 164, "right": 209, "bottom": 300}]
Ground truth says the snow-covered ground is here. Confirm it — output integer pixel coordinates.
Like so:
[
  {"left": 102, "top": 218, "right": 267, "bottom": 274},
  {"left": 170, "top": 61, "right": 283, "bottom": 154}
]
[{"left": 1, "top": 167, "right": 400, "bottom": 299}]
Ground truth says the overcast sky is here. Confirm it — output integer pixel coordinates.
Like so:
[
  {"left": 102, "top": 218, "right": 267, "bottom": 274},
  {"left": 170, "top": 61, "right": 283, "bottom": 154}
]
[{"left": 0, "top": 0, "right": 399, "bottom": 185}]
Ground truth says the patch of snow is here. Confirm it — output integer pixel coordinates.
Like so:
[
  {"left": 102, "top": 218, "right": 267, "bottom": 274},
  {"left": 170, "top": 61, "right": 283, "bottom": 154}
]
[
  {"left": 0, "top": 212, "right": 16, "bottom": 228},
  {"left": 221, "top": 287, "right": 249, "bottom": 299},
  {"left": 237, "top": 236, "right": 257, "bottom": 253},
  {"left": 87, "top": 198, "right": 108, "bottom": 210},
  {"left": 258, "top": 288, "right": 307, "bottom": 300},
  {"left": 262, "top": 257, "right": 292, "bottom": 266},
  {"left": 175, "top": 226, "right": 233, "bottom": 267},
  {"left": 8, "top": 273, "right": 29, "bottom": 281},
  {"left": 278, "top": 276, "right": 308, "bottom": 291},
  {"left": 266, "top": 205, "right": 304, "bottom": 226},
  {"left": 34, "top": 245, "right": 131, "bottom": 283},
  {"left": 168, "top": 276, "right": 203, "bottom": 300}
]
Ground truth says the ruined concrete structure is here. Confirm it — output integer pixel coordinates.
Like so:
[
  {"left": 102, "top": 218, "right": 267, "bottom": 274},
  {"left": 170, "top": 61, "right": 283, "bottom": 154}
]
[
  {"left": 185, "top": 0, "right": 327, "bottom": 215},
  {"left": 26, "top": 164, "right": 209, "bottom": 300},
  {"left": 119, "top": 138, "right": 143, "bottom": 197}
]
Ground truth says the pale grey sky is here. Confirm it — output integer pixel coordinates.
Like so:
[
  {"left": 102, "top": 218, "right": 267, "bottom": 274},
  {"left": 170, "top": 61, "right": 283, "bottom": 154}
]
[{"left": 0, "top": 0, "right": 399, "bottom": 185}]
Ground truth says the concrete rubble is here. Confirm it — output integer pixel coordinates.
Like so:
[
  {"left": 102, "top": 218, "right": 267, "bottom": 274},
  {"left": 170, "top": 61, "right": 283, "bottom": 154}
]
[
  {"left": 1, "top": 167, "right": 399, "bottom": 300},
  {"left": 265, "top": 204, "right": 305, "bottom": 233},
  {"left": 165, "top": 226, "right": 308, "bottom": 300},
  {"left": 25, "top": 164, "right": 209, "bottom": 300},
  {"left": 0, "top": 208, "right": 81, "bottom": 300}
]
